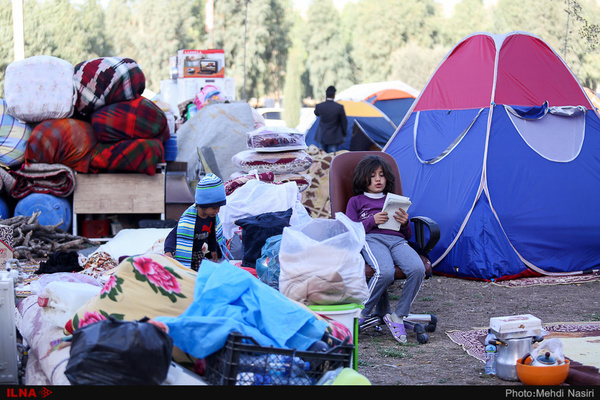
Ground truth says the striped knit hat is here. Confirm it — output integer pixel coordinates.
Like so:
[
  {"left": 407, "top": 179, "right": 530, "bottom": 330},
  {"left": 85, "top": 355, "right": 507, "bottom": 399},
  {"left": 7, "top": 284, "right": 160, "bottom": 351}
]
[{"left": 195, "top": 173, "right": 226, "bottom": 208}]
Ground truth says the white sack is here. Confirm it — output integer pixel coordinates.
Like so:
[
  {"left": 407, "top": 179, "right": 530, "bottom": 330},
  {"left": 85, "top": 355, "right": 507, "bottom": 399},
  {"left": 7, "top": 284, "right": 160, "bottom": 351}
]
[{"left": 5, "top": 55, "right": 75, "bottom": 123}]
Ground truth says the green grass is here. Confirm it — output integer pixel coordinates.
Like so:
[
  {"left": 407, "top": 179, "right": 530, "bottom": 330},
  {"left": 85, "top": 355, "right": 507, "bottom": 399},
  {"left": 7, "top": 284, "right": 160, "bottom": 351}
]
[
  {"left": 368, "top": 337, "right": 416, "bottom": 359},
  {"left": 583, "top": 313, "right": 600, "bottom": 321},
  {"left": 378, "top": 344, "right": 413, "bottom": 359}
]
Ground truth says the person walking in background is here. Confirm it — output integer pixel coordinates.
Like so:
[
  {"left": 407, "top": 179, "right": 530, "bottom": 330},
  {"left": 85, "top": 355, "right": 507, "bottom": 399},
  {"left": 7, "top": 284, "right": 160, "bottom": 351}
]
[{"left": 314, "top": 85, "right": 348, "bottom": 153}]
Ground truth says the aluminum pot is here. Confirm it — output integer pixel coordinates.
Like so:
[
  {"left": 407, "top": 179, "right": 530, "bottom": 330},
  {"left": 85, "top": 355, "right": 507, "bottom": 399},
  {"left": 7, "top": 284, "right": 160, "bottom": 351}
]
[{"left": 492, "top": 336, "right": 544, "bottom": 381}]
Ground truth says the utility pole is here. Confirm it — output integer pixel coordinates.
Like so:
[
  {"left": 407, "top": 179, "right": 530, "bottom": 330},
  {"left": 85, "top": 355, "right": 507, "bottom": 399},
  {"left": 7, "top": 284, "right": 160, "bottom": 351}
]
[{"left": 12, "top": 0, "right": 25, "bottom": 61}]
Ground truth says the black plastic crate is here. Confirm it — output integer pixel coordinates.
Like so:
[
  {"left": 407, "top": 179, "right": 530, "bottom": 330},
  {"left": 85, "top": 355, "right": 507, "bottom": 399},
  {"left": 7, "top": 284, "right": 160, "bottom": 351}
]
[{"left": 204, "top": 332, "right": 354, "bottom": 386}]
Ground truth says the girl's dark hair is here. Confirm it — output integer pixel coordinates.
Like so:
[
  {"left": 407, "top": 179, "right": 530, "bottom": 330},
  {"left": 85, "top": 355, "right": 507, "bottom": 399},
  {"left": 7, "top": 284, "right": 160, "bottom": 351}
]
[{"left": 352, "top": 155, "right": 395, "bottom": 195}]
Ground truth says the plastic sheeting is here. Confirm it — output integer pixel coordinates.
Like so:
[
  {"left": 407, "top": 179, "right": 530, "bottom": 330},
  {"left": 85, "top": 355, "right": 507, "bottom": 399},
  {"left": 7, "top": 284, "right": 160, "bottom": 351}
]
[
  {"left": 175, "top": 102, "right": 255, "bottom": 180},
  {"left": 156, "top": 260, "right": 328, "bottom": 359}
]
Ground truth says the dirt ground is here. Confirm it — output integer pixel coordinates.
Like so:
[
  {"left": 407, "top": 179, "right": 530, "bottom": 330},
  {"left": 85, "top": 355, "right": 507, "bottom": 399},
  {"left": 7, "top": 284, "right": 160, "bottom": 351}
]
[{"left": 354, "top": 274, "right": 600, "bottom": 386}]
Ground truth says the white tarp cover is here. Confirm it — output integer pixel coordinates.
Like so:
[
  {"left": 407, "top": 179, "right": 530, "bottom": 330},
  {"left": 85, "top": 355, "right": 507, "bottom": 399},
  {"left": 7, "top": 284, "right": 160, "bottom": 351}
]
[{"left": 175, "top": 102, "right": 255, "bottom": 181}]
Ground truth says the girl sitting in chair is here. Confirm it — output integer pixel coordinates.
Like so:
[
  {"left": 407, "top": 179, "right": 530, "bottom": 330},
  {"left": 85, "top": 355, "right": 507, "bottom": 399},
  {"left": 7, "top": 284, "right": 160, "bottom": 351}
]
[{"left": 345, "top": 155, "right": 425, "bottom": 344}]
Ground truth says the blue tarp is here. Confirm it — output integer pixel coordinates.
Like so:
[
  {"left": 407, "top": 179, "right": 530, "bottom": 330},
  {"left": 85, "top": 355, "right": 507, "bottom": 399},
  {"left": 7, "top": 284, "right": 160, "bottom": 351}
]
[{"left": 156, "top": 260, "right": 328, "bottom": 359}]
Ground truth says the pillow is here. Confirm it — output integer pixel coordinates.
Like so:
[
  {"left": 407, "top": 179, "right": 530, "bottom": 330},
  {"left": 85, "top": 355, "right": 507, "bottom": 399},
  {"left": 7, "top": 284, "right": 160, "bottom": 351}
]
[
  {"left": 73, "top": 57, "right": 146, "bottom": 117},
  {"left": 25, "top": 118, "right": 97, "bottom": 173},
  {"left": 232, "top": 149, "right": 313, "bottom": 174},
  {"left": 0, "top": 99, "right": 32, "bottom": 168},
  {"left": 65, "top": 253, "right": 196, "bottom": 334},
  {"left": 224, "top": 171, "right": 275, "bottom": 195},
  {"left": 91, "top": 97, "right": 170, "bottom": 143},
  {"left": 274, "top": 173, "right": 312, "bottom": 193},
  {"left": 246, "top": 126, "right": 307, "bottom": 152},
  {"left": 4, "top": 55, "right": 75, "bottom": 123}
]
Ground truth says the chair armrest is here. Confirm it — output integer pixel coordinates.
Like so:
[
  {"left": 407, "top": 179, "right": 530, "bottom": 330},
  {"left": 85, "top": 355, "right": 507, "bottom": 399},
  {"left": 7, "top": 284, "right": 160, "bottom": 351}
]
[{"left": 410, "top": 216, "right": 440, "bottom": 255}]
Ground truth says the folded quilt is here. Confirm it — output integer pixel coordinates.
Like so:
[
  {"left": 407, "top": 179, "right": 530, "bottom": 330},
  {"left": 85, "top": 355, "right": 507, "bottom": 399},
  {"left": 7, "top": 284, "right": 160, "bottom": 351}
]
[
  {"left": 0, "top": 99, "right": 32, "bottom": 168},
  {"left": 74, "top": 57, "right": 145, "bottom": 117},
  {"left": 5, "top": 163, "right": 76, "bottom": 199},
  {"left": 89, "top": 138, "right": 164, "bottom": 175},
  {"left": 4, "top": 55, "right": 75, "bottom": 123},
  {"left": 224, "top": 171, "right": 275, "bottom": 195},
  {"left": 91, "top": 97, "right": 170, "bottom": 143},
  {"left": 25, "top": 118, "right": 97, "bottom": 173}
]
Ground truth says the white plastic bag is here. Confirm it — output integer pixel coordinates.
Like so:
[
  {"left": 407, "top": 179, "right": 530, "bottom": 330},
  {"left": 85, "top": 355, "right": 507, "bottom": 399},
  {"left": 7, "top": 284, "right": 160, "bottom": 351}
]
[
  {"left": 218, "top": 179, "right": 309, "bottom": 240},
  {"left": 532, "top": 338, "right": 565, "bottom": 364},
  {"left": 278, "top": 212, "right": 368, "bottom": 305}
]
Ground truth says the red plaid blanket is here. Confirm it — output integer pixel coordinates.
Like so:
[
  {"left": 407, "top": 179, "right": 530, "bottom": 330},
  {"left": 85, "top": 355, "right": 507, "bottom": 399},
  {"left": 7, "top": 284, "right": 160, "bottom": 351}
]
[
  {"left": 74, "top": 57, "right": 146, "bottom": 117},
  {"left": 25, "top": 119, "right": 97, "bottom": 173},
  {"left": 89, "top": 139, "right": 164, "bottom": 175},
  {"left": 91, "top": 97, "right": 170, "bottom": 143}
]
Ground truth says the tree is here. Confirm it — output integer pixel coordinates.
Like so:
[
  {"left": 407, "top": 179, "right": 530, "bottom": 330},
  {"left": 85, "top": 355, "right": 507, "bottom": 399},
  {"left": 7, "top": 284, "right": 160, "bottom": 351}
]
[
  {"left": 211, "top": 0, "right": 291, "bottom": 101},
  {"left": 442, "top": 0, "right": 493, "bottom": 46},
  {"left": 493, "top": 0, "right": 600, "bottom": 90},
  {"left": 283, "top": 10, "right": 307, "bottom": 127},
  {"left": 303, "top": 0, "right": 353, "bottom": 100},
  {"left": 104, "top": 0, "right": 205, "bottom": 93},
  {"left": 0, "top": 0, "right": 14, "bottom": 97},
  {"left": 340, "top": 0, "right": 442, "bottom": 88}
]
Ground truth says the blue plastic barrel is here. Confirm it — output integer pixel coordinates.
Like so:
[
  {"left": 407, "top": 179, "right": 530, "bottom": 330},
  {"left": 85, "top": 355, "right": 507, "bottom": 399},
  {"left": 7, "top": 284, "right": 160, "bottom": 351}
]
[
  {"left": 164, "top": 135, "right": 178, "bottom": 162},
  {"left": 14, "top": 194, "right": 72, "bottom": 231},
  {"left": 0, "top": 196, "right": 11, "bottom": 220}
]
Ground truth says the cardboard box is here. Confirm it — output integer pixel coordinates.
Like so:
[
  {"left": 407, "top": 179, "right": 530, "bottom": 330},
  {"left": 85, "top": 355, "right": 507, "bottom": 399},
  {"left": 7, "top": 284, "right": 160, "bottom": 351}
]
[
  {"left": 177, "top": 49, "right": 225, "bottom": 79},
  {"left": 490, "top": 314, "right": 542, "bottom": 338}
]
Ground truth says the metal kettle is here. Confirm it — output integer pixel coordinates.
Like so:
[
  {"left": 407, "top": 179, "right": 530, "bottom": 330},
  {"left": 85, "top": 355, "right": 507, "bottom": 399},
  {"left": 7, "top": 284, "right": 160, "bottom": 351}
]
[{"left": 522, "top": 351, "right": 560, "bottom": 367}]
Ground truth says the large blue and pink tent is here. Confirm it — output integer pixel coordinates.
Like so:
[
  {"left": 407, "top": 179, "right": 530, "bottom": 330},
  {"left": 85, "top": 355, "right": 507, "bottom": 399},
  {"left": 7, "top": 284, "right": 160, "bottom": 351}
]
[{"left": 384, "top": 31, "right": 600, "bottom": 280}]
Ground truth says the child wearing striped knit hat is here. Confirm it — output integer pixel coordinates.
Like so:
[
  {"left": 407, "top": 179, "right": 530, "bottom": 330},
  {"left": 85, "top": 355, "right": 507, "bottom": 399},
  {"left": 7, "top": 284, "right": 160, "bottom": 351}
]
[{"left": 164, "top": 173, "right": 227, "bottom": 270}]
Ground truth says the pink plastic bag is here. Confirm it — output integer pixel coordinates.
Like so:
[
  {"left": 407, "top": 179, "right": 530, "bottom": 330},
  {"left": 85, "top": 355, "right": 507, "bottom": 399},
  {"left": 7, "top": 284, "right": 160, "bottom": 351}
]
[{"left": 193, "top": 85, "right": 224, "bottom": 110}]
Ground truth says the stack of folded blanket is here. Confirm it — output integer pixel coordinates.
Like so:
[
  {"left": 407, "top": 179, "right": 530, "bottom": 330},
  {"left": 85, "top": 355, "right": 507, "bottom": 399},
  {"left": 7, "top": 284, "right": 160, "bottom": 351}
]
[{"left": 3, "top": 55, "right": 170, "bottom": 177}]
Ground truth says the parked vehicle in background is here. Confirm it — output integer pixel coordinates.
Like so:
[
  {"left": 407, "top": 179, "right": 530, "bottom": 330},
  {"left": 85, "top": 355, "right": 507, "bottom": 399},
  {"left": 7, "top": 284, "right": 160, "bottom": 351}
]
[
  {"left": 257, "top": 108, "right": 286, "bottom": 127},
  {"left": 256, "top": 107, "right": 316, "bottom": 132}
]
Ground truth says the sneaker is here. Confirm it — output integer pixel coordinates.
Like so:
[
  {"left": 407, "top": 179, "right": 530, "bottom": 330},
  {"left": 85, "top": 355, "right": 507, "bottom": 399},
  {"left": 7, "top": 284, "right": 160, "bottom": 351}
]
[{"left": 383, "top": 313, "right": 407, "bottom": 344}]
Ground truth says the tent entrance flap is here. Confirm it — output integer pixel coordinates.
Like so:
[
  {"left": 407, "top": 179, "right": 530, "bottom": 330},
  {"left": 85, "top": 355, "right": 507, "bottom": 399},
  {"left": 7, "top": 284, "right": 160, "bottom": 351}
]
[{"left": 350, "top": 121, "right": 382, "bottom": 151}]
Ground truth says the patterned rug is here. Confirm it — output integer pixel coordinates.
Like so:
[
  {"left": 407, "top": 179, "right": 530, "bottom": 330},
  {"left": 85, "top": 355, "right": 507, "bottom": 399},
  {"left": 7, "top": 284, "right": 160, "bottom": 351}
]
[
  {"left": 491, "top": 272, "right": 600, "bottom": 288},
  {"left": 447, "top": 322, "right": 600, "bottom": 369},
  {"left": 300, "top": 146, "right": 347, "bottom": 219}
]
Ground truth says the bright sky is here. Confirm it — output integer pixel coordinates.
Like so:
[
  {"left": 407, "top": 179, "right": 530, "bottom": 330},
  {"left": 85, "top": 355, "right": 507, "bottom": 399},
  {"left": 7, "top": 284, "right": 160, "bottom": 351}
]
[{"left": 294, "top": 0, "right": 462, "bottom": 14}]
